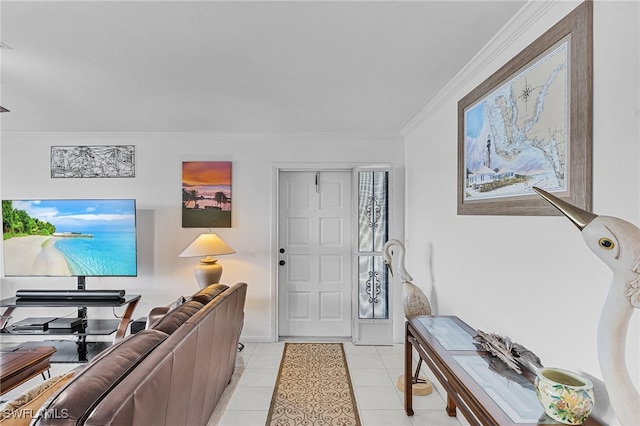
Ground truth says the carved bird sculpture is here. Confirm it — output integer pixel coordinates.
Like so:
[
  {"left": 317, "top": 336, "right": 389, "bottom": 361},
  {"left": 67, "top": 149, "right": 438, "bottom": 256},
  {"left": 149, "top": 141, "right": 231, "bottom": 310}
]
[
  {"left": 534, "top": 186, "right": 640, "bottom": 425},
  {"left": 383, "top": 239, "right": 432, "bottom": 389},
  {"left": 383, "top": 239, "right": 432, "bottom": 318}
]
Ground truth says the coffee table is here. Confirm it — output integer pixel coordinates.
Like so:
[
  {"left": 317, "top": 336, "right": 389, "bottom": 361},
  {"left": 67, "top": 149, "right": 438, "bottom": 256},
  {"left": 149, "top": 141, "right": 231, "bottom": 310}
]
[{"left": 0, "top": 346, "right": 57, "bottom": 395}]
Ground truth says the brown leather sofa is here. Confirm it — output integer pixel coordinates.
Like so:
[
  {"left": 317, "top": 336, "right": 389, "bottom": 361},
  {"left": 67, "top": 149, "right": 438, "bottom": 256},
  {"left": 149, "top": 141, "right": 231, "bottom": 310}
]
[{"left": 33, "top": 282, "right": 247, "bottom": 426}]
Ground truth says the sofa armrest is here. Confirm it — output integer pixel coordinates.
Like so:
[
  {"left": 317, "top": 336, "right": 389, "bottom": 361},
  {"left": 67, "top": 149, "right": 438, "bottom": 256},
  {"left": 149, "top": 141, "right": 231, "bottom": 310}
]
[
  {"left": 146, "top": 307, "right": 170, "bottom": 329},
  {"left": 145, "top": 295, "right": 189, "bottom": 329}
]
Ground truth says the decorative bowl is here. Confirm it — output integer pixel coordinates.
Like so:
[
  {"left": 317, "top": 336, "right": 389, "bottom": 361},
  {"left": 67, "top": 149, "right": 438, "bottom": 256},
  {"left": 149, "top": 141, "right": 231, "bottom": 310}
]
[{"left": 534, "top": 367, "right": 595, "bottom": 425}]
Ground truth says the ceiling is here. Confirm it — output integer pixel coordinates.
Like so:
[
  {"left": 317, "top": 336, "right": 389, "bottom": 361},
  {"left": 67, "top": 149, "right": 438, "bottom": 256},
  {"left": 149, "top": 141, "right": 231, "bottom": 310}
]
[{"left": 0, "top": 1, "right": 525, "bottom": 135}]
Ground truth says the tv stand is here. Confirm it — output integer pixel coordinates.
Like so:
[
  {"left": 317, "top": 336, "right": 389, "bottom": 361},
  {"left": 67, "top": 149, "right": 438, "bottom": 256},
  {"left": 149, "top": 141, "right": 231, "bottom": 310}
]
[
  {"left": 0, "top": 294, "right": 140, "bottom": 362},
  {"left": 77, "top": 276, "right": 86, "bottom": 320}
]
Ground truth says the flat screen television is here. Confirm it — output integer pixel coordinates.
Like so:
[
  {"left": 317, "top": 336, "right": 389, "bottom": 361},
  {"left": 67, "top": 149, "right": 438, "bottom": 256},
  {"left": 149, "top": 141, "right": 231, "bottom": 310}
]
[{"left": 2, "top": 199, "right": 137, "bottom": 288}]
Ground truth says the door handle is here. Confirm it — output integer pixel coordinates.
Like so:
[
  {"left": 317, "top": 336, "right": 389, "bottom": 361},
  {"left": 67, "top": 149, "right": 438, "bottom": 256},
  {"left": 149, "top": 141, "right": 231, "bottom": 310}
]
[{"left": 279, "top": 260, "right": 286, "bottom": 266}]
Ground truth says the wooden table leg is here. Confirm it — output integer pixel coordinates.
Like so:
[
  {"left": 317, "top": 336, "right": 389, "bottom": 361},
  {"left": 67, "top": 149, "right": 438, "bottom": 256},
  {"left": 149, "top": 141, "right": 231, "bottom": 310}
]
[
  {"left": 446, "top": 393, "right": 458, "bottom": 417},
  {"left": 404, "top": 322, "right": 414, "bottom": 416}
]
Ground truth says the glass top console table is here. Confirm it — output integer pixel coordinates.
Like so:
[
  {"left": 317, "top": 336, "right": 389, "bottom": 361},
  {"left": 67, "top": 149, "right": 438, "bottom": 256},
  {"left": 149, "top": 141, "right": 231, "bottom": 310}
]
[{"left": 404, "top": 315, "right": 602, "bottom": 426}]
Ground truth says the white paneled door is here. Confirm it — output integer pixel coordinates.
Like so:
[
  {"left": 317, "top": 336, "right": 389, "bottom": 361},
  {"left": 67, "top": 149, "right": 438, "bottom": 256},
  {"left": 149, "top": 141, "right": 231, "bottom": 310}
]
[{"left": 278, "top": 171, "right": 352, "bottom": 337}]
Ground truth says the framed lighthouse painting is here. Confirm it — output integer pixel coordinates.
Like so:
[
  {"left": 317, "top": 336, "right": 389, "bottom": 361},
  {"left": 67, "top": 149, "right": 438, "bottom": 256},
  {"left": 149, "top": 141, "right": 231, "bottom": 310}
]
[{"left": 457, "top": 1, "right": 592, "bottom": 216}]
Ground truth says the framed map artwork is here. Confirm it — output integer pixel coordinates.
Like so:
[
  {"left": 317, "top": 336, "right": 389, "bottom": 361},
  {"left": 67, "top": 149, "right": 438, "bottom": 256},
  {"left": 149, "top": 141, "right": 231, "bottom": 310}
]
[
  {"left": 457, "top": 2, "right": 592, "bottom": 215},
  {"left": 51, "top": 145, "right": 135, "bottom": 178}
]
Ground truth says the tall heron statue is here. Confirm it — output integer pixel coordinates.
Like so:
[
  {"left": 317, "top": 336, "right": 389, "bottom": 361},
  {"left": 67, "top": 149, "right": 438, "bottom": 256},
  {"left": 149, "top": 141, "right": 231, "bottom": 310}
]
[
  {"left": 534, "top": 187, "right": 640, "bottom": 425},
  {"left": 383, "top": 239, "right": 433, "bottom": 394}
]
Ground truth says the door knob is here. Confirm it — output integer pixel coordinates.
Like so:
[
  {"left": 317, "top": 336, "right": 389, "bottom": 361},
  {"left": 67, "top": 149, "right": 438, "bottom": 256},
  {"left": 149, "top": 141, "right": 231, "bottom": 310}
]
[
  {"left": 279, "top": 248, "right": 285, "bottom": 253},
  {"left": 279, "top": 260, "right": 286, "bottom": 266}
]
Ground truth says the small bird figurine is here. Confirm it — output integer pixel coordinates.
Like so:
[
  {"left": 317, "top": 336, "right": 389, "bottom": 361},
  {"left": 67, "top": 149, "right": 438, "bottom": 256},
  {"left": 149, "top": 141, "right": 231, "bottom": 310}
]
[
  {"left": 534, "top": 187, "right": 640, "bottom": 425},
  {"left": 383, "top": 239, "right": 433, "bottom": 393}
]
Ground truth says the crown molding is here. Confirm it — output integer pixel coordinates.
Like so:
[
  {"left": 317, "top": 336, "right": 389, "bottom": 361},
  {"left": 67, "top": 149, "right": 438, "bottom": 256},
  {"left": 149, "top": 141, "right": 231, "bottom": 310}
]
[
  {"left": 401, "top": 0, "right": 560, "bottom": 137},
  {"left": 0, "top": 131, "right": 403, "bottom": 141}
]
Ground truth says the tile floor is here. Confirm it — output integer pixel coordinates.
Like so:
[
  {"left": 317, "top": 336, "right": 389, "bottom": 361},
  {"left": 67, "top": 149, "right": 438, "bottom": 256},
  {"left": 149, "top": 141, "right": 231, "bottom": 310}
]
[
  {"left": 211, "top": 342, "right": 464, "bottom": 426},
  {"left": 1, "top": 342, "right": 464, "bottom": 426}
]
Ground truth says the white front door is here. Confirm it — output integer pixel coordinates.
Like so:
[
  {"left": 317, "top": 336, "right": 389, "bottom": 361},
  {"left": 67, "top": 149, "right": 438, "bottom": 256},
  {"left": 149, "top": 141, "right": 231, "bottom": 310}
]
[{"left": 278, "top": 171, "right": 353, "bottom": 337}]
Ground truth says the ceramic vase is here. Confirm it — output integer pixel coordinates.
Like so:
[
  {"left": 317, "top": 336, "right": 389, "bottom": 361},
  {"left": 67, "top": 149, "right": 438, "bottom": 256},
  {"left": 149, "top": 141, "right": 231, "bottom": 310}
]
[{"left": 534, "top": 367, "right": 595, "bottom": 425}]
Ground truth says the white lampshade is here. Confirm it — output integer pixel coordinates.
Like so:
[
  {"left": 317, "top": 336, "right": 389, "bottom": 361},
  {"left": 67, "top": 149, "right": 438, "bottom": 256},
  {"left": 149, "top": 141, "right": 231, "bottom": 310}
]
[
  {"left": 179, "top": 233, "right": 235, "bottom": 288},
  {"left": 179, "top": 233, "right": 235, "bottom": 258}
]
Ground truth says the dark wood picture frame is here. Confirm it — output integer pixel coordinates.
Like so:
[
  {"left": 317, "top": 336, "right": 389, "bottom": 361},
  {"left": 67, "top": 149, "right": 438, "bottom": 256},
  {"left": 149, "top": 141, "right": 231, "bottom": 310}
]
[{"left": 457, "top": 1, "right": 592, "bottom": 216}]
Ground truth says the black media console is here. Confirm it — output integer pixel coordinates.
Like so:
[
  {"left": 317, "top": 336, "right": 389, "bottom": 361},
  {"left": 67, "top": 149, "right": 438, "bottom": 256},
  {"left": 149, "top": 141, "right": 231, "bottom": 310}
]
[{"left": 0, "top": 293, "right": 140, "bottom": 362}]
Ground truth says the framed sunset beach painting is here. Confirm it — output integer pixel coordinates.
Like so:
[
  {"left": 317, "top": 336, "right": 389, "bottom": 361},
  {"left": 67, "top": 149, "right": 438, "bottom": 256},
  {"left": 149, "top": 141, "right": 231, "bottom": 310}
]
[{"left": 182, "top": 161, "right": 232, "bottom": 228}]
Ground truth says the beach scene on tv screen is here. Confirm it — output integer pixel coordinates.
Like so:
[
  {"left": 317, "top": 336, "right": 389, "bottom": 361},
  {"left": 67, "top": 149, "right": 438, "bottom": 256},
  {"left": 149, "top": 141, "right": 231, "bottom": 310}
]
[{"left": 2, "top": 199, "right": 137, "bottom": 277}]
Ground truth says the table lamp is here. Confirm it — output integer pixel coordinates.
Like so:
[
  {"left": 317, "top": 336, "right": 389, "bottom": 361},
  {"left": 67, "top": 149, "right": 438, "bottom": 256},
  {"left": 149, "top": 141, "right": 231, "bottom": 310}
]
[{"left": 179, "top": 233, "right": 235, "bottom": 288}]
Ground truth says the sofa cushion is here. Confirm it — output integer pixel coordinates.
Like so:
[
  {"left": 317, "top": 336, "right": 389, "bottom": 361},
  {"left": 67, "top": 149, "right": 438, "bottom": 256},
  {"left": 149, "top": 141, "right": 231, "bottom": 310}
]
[
  {"left": 191, "top": 283, "right": 229, "bottom": 305},
  {"left": 150, "top": 300, "right": 204, "bottom": 335},
  {"left": 33, "top": 329, "right": 168, "bottom": 425}
]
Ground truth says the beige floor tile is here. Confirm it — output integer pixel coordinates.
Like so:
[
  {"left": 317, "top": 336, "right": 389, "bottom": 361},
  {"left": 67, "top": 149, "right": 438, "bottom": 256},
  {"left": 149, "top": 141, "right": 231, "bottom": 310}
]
[
  {"left": 350, "top": 368, "right": 396, "bottom": 387},
  {"left": 236, "top": 367, "right": 279, "bottom": 388},
  {"left": 359, "top": 409, "right": 413, "bottom": 426},
  {"left": 216, "top": 410, "right": 269, "bottom": 426},
  {"left": 354, "top": 386, "right": 404, "bottom": 410},
  {"left": 345, "top": 351, "right": 386, "bottom": 369},
  {"left": 225, "top": 386, "right": 274, "bottom": 412}
]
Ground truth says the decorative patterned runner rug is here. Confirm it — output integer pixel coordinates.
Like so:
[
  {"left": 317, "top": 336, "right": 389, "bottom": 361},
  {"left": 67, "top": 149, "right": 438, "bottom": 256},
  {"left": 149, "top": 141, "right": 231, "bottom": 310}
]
[{"left": 266, "top": 343, "right": 362, "bottom": 426}]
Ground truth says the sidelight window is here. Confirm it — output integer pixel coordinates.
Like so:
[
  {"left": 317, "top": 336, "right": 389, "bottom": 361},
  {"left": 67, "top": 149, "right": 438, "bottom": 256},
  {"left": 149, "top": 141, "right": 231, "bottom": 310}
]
[{"left": 356, "top": 170, "right": 389, "bottom": 319}]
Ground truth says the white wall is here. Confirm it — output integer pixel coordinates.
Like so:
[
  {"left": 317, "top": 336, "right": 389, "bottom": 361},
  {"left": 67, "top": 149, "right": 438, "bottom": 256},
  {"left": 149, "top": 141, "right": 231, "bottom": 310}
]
[
  {"left": 403, "top": 1, "right": 639, "bottom": 424},
  {"left": 0, "top": 132, "right": 406, "bottom": 342}
]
